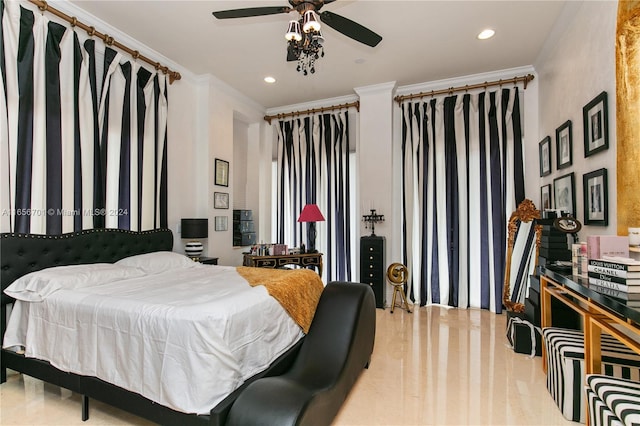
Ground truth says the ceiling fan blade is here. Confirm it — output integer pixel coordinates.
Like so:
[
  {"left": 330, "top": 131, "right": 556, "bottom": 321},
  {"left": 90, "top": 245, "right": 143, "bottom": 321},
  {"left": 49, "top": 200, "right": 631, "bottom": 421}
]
[
  {"left": 212, "top": 6, "right": 291, "bottom": 19},
  {"left": 319, "top": 10, "right": 382, "bottom": 47}
]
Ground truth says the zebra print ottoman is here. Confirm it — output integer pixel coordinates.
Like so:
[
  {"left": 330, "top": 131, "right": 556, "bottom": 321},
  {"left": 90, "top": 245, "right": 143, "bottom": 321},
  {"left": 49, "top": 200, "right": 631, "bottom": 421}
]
[
  {"left": 542, "top": 327, "right": 640, "bottom": 423},
  {"left": 586, "top": 375, "right": 640, "bottom": 426}
]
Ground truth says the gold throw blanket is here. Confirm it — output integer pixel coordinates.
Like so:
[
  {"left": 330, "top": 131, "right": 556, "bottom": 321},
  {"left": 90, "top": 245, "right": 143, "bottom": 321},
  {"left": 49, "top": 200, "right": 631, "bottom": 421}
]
[{"left": 236, "top": 266, "right": 324, "bottom": 334}]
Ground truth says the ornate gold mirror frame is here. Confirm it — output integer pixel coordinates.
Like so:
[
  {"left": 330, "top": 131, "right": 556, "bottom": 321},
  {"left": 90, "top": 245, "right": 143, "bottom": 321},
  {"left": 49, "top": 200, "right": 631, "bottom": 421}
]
[
  {"left": 616, "top": 2, "right": 640, "bottom": 235},
  {"left": 503, "top": 199, "right": 541, "bottom": 313}
]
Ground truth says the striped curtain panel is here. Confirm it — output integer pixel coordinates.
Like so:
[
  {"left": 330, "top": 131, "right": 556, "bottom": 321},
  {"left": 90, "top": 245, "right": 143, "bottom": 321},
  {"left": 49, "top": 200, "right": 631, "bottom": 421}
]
[
  {"left": 275, "top": 112, "right": 352, "bottom": 282},
  {"left": 0, "top": 0, "right": 168, "bottom": 234},
  {"left": 401, "top": 88, "right": 525, "bottom": 313}
]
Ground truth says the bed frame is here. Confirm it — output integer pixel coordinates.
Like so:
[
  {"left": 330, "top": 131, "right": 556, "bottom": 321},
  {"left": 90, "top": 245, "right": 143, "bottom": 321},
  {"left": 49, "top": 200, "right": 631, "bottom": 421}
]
[
  {"left": 0, "top": 228, "right": 302, "bottom": 425},
  {"left": 1, "top": 228, "right": 376, "bottom": 426}
]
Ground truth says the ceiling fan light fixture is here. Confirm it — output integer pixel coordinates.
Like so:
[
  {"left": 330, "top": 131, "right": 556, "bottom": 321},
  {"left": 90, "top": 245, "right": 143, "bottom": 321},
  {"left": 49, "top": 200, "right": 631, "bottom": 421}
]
[
  {"left": 302, "top": 10, "right": 321, "bottom": 33},
  {"left": 285, "top": 20, "right": 302, "bottom": 41},
  {"left": 313, "top": 29, "right": 324, "bottom": 45}
]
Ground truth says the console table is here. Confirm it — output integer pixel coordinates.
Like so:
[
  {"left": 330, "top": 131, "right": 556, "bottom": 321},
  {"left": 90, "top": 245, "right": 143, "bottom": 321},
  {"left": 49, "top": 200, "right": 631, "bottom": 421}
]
[
  {"left": 540, "top": 268, "right": 640, "bottom": 376},
  {"left": 243, "top": 252, "right": 323, "bottom": 277}
]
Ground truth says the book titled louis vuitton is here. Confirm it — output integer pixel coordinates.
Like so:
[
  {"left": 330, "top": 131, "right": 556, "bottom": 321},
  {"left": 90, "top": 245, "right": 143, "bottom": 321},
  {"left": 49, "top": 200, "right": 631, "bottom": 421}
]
[{"left": 588, "top": 258, "right": 640, "bottom": 279}]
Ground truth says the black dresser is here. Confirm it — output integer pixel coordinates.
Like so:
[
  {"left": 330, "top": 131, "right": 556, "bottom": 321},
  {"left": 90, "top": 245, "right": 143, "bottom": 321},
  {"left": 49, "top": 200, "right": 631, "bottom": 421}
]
[{"left": 360, "top": 236, "right": 386, "bottom": 308}]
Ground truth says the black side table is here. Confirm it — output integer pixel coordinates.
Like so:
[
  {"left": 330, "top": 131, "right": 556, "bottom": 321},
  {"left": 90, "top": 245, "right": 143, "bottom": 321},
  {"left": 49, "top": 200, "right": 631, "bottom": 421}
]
[{"left": 198, "top": 257, "right": 219, "bottom": 265}]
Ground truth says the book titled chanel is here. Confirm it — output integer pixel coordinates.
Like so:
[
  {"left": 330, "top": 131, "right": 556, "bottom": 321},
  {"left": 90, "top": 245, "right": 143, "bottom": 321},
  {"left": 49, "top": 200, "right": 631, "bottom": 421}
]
[{"left": 588, "top": 257, "right": 640, "bottom": 279}]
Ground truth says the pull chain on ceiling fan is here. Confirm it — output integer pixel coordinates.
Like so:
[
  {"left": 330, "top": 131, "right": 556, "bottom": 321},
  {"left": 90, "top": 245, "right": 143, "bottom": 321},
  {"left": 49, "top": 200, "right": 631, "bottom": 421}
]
[{"left": 212, "top": 0, "right": 382, "bottom": 75}]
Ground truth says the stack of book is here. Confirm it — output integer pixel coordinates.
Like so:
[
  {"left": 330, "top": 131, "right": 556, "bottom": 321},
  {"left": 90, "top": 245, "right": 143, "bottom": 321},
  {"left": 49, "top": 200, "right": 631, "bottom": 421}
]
[
  {"left": 587, "top": 257, "right": 640, "bottom": 306},
  {"left": 538, "top": 218, "right": 570, "bottom": 266}
]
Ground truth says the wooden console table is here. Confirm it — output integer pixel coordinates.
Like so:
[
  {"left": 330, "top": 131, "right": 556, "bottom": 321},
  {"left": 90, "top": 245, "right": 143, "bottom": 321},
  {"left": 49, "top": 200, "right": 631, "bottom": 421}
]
[
  {"left": 540, "top": 268, "right": 640, "bottom": 376},
  {"left": 243, "top": 252, "right": 323, "bottom": 277}
]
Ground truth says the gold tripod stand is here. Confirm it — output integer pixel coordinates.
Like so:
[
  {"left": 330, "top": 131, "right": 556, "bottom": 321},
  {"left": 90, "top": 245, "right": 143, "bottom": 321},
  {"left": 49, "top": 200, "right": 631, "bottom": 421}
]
[{"left": 386, "top": 263, "right": 412, "bottom": 313}]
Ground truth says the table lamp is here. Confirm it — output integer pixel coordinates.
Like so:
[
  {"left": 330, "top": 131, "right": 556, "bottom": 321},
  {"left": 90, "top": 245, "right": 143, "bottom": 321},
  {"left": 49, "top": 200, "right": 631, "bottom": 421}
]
[
  {"left": 297, "top": 204, "right": 325, "bottom": 253},
  {"left": 181, "top": 218, "right": 208, "bottom": 260}
]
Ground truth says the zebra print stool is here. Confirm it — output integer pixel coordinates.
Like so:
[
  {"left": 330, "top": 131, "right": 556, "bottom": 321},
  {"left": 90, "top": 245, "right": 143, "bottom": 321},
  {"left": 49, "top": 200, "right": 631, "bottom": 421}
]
[
  {"left": 542, "top": 327, "right": 640, "bottom": 423},
  {"left": 586, "top": 375, "right": 640, "bottom": 426}
]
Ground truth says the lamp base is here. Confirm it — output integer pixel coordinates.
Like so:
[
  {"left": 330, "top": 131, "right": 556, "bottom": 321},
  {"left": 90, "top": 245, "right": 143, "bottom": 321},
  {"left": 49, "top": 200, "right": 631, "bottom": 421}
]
[{"left": 185, "top": 241, "right": 203, "bottom": 259}]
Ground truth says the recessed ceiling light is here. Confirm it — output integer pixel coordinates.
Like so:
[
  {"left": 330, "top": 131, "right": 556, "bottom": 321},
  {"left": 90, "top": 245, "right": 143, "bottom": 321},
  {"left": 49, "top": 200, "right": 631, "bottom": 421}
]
[
  {"left": 477, "top": 29, "right": 495, "bottom": 40},
  {"left": 264, "top": 76, "right": 276, "bottom": 84}
]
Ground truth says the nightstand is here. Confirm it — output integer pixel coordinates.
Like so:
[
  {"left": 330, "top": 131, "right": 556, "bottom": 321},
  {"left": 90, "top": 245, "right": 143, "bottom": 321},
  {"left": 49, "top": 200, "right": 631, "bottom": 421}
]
[{"left": 197, "top": 257, "right": 219, "bottom": 265}]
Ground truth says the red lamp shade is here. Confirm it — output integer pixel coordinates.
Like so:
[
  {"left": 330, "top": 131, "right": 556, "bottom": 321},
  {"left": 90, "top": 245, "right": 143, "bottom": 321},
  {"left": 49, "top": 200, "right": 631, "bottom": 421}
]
[{"left": 297, "top": 204, "right": 325, "bottom": 222}]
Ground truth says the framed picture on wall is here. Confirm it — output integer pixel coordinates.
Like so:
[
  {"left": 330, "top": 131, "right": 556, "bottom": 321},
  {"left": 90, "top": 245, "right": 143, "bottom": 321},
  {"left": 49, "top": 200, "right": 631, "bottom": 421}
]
[
  {"left": 214, "top": 158, "right": 229, "bottom": 187},
  {"left": 555, "top": 120, "right": 573, "bottom": 169},
  {"left": 583, "top": 168, "right": 608, "bottom": 226},
  {"left": 583, "top": 91, "right": 609, "bottom": 157},
  {"left": 215, "top": 216, "right": 228, "bottom": 231},
  {"left": 553, "top": 172, "right": 575, "bottom": 216},
  {"left": 541, "top": 184, "right": 552, "bottom": 211},
  {"left": 213, "top": 192, "right": 229, "bottom": 209},
  {"left": 539, "top": 136, "right": 552, "bottom": 177}
]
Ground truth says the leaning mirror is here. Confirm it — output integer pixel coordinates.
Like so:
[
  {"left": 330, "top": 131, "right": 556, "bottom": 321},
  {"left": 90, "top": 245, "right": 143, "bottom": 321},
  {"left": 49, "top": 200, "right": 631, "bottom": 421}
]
[{"left": 503, "top": 199, "right": 541, "bottom": 312}]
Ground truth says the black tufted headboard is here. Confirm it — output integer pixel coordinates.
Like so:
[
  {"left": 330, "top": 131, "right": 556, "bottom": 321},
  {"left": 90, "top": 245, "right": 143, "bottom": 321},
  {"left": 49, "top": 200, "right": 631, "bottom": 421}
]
[{"left": 0, "top": 228, "right": 173, "bottom": 306}]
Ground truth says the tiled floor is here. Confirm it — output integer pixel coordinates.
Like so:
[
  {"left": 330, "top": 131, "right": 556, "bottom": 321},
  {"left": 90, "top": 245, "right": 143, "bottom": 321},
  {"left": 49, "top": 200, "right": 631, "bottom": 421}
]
[{"left": 1, "top": 306, "right": 574, "bottom": 425}]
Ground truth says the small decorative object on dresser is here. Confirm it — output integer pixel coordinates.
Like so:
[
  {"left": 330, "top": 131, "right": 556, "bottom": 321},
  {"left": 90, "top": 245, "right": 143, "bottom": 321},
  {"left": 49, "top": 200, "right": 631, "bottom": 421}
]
[{"left": 630, "top": 228, "right": 640, "bottom": 247}]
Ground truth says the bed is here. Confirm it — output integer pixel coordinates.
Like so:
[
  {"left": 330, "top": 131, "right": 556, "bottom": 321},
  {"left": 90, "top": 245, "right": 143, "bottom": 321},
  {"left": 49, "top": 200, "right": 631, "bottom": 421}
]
[{"left": 1, "top": 228, "right": 376, "bottom": 426}]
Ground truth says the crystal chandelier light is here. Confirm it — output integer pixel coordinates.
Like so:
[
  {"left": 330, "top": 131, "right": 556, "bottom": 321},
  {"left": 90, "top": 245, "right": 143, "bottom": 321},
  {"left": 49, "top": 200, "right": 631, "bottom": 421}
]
[{"left": 285, "top": 10, "right": 324, "bottom": 75}]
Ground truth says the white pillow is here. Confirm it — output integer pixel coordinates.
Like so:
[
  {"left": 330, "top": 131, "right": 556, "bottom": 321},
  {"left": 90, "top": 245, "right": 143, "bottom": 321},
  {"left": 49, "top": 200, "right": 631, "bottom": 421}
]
[
  {"left": 115, "top": 251, "right": 197, "bottom": 275},
  {"left": 4, "top": 263, "right": 145, "bottom": 302}
]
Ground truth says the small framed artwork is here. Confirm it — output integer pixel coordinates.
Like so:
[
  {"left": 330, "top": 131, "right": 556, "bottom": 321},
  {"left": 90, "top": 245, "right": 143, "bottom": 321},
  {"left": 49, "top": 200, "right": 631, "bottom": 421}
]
[
  {"left": 583, "top": 91, "right": 609, "bottom": 157},
  {"left": 213, "top": 192, "right": 229, "bottom": 209},
  {"left": 215, "top": 216, "right": 228, "bottom": 231},
  {"left": 555, "top": 120, "right": 572, "bottom": 169},
  {"left": 583, "top": 168, "right": 608, "bottom": 226},
  {"left": 540, "top": 184, "right": 552, "bottom": 210},
  {"left": 214, "top": 158, "right": 229, "bottom": 187},
  {"left": 539, "top": 136, "right": 552, "bottom": 177},
  {"left": 553, "top": 172, "right": 575, "bottom": 216}
]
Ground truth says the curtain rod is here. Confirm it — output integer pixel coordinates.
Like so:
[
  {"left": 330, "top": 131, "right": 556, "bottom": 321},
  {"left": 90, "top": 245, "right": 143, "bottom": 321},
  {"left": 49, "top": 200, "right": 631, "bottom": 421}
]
[
  {"left": 28, "top": 0, "right": 181, "bottom": 84},
  {"left": 394, "top": 74, "right": 534, "bottom": 105},
  {"left": 264, "top": 101, "right": 359, "bottom": 124}
]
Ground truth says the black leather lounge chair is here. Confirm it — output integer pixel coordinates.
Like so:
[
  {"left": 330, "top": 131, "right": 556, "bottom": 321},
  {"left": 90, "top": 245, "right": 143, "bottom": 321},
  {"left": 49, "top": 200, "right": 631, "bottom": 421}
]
[{"left": 226, "top": 281, "right": 376, "bottom": 426}]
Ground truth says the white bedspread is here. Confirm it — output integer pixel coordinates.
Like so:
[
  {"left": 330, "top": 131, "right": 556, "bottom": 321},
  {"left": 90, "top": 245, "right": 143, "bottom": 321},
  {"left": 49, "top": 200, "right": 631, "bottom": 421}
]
[{"left": 3, "top": 264, "right": 304, "bottom": 414}]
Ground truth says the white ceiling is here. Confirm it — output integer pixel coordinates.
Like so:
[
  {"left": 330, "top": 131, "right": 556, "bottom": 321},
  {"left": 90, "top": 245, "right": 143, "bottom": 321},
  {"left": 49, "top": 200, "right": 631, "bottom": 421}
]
[{"left": 67, "top": 0, "right": 568, "bottom": 109}]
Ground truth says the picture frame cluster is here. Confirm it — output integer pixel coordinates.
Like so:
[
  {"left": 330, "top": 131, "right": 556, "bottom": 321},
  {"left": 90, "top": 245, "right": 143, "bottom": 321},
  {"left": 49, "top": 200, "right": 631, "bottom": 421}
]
[{"left": 538, "top": 91, "right": 609, "bottom": 226}]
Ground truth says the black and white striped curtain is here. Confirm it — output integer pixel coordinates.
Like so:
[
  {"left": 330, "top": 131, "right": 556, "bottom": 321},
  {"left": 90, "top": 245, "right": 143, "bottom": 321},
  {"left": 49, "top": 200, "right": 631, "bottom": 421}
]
[
  {"left": 0, "top": 0, "right": 168, "bottom": 234},
  {"left": 275, "top": 112, "right": 352, "bottom": 282},
  {"left": 401, "top": 88, "right": 525, "bottom": 313}
]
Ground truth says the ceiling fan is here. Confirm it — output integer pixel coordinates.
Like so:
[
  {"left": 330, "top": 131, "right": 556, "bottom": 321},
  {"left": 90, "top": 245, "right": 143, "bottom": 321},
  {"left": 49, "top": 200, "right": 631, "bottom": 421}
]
[{"left": 212, "top": 0, "right": 382, "bottom": 75}]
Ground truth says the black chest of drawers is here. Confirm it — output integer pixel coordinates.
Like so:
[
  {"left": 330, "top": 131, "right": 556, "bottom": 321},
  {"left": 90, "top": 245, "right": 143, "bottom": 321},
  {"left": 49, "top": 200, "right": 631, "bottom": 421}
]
[{"left": 360, "top": 236, "right": 386, "bottom": 308}]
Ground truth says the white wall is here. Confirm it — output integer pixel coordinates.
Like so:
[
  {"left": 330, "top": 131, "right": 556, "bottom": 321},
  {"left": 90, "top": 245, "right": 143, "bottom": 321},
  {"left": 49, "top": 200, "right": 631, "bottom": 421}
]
[
  {"left": 535, "top": 0, "right": 618, "bottom": 237},
  {"left": 164, "top": 73, "right": 267, "bottom": 264}
]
